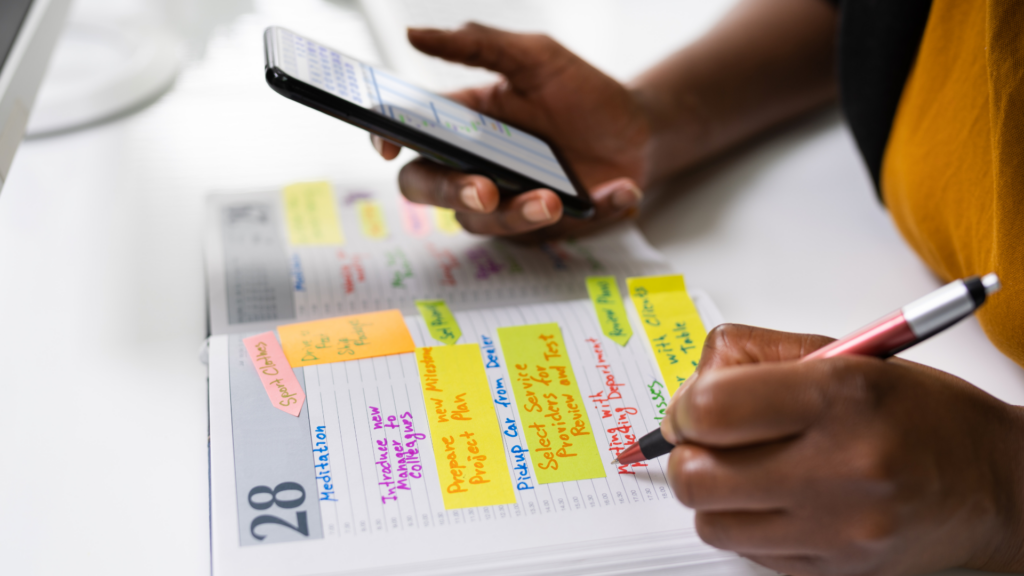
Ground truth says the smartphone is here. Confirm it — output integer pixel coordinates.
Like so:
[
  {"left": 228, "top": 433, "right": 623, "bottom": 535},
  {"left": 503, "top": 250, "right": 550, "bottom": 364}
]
[{"left": 263, "top": 26, "right": 595, "bottom": 219}]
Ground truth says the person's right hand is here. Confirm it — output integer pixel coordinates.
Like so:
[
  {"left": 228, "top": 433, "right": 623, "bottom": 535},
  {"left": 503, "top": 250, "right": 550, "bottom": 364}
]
[
  {"left": 660, "top": 324, "right": 1024, "bottom": 575},
  {"left": 371, "top": 23, "right": 652, "bottom": 241}
]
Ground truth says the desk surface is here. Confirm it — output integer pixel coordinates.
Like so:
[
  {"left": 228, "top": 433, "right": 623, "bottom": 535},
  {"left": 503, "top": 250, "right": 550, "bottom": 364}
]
[{"left": 1, "top": 1, "right": 1021, "bottom": 575}]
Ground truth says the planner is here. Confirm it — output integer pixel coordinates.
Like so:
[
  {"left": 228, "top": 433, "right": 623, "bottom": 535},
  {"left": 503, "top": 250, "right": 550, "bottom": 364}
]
[
  {"left": 204, "top": 181, "right": 770, "bottom": 576},
  {"left": 204, "top": 181, "right": 670, "bottom": 336}
]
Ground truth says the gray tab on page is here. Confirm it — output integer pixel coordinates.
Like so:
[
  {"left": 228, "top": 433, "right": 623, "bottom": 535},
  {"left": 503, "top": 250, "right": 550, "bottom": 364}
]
[
  {"left": 228, "top": 334, "right": 323, "bottom": 545},
  {"left": 221, "top": 201, "right": 296, "bottom": 325}
]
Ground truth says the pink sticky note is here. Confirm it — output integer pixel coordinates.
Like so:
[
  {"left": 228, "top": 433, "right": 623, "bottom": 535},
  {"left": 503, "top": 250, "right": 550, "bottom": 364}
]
[
  {"left": 399, "top": 198, "right": 432, "bottom": 237},
  {"left": 243, "top": 331, "right": 306, "bottom": 417}
]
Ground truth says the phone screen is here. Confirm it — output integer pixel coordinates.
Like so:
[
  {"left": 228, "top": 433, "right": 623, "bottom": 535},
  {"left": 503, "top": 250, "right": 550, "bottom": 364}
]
[{"left": 271, "top": 28, "right": 578, "bottom": 196}]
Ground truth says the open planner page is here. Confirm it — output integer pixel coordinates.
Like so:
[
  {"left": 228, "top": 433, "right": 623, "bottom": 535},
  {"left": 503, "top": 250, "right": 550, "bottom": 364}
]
[
  {"left": 205, "top": 181, "right": 771, "bottom": 575},
  {"left": 204, "top": 181, "right": 669, "bottom": 336},
  {"left": 209, "top": 297, "right": 773, "bottom": 576}
]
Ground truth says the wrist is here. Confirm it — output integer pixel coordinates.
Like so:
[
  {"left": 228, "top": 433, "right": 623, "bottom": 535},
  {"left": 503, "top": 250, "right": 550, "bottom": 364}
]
[{"left": 626, "top": 82, "right": 710, "bottom": 187}]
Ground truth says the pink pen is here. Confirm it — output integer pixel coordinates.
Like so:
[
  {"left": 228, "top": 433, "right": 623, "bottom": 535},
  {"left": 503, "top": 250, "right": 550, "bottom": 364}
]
[{"left": 613, "top": 273, "right": 1002, "bottom": 466}]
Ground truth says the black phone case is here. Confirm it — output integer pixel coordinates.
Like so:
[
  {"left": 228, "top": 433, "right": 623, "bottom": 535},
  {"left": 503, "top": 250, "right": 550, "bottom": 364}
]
[{"left": 263, "top": 29, "right": 595, "bottom": 220}]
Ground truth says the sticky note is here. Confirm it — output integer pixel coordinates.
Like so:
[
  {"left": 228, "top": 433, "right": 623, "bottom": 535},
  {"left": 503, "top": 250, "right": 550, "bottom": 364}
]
[
  {"left": 243, "top": 331, "right": 306, "bottom": 417},
  {"left": 416, "top": 345, "right": 516, "bottom": 509},
  {"left": 399, "top": 198, "right": 432, "bottom": 237},
  {"left": 626, "top": 275, "right": 707, "bottom": 396},
  {"left": 585, "top": 276, "right": 633, "bottom": 346},
  {"left": 356, "top": 199, "right": 389, "bottom": 239},
  {"left": 497, "top": 323, "right": 605, "bottom": 484},
  {"left": 434, "top": 207, "right": 462, "bottom": 234},
  {"left": 282, "top": 181, "right": 345, "bottom": 245},
  {"left": 416, "top": 300, "right": 462, "bottom": 345},
  {"left": 277, "top": 309, "right": 415, "bottom": 368}
]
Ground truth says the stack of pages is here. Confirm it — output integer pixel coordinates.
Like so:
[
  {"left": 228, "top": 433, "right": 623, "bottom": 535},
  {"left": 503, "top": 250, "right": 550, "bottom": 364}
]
[{"left": 204, "top": 181, "right": 771, "bottom": 576}]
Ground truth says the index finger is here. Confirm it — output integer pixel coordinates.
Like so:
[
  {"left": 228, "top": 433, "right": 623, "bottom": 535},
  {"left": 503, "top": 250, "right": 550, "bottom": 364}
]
[
  {"left": 663, "top": 324, "right": 833, "bottom": 415},
  {"left": 408, "top": 23, "right": 567, "bottom": 90},
  {"left": 696, "top": 324, "right": 835, "bottom": 374},
  {"left": 663, "top": 356, "right": 875, "bottom": 447}
]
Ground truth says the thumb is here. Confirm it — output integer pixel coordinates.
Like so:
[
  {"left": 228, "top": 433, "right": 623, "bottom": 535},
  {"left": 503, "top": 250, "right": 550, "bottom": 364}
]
[
  {"left": 589, "top": 177, "right": 644, "bottom": 214},
  {"left": 690, "top": 324, "right": 835, "bottom": 376},
  {"left": 659, "top": 324, "right": 833, "bottom": 442},
  {"left": 407, "top": 23, "right": 570, "bottom": 90}
]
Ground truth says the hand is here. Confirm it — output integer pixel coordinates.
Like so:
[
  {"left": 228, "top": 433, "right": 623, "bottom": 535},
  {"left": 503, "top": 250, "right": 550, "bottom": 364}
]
[
  {"left": 661, "top": 324, "right": 1024, "bottom": 575},
  {"left": 371, "top": 23, "right": 651, "bottom": 241}
]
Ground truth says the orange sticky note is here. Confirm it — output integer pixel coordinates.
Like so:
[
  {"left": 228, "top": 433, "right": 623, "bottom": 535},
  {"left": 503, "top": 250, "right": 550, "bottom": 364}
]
[
  {"left": 277, "top": 309, "right": 415, "bottom": 368},
  {"left": 243, "top": 331, "right": 306, "bottom": 417}
]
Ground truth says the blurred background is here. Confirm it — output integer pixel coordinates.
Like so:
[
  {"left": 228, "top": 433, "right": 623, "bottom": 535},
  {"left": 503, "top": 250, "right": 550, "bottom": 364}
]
[{"left": 27, "top": 0, "right": 740, "bottom": 135}]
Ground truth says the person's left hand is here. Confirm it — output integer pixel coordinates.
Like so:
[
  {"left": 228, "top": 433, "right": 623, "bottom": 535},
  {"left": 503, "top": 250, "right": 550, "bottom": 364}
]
[
  {"left": 371, "top": 24, "right": 652, "bottom": 242},
  {"left": 661, "top": 324, "right": 1024, "bottom": 576}
]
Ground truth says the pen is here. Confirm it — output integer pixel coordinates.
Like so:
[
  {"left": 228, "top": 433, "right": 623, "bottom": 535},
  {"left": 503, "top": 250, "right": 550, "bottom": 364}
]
[{"left": 611, "top": 273, "right": 1003, "bottom": 466}]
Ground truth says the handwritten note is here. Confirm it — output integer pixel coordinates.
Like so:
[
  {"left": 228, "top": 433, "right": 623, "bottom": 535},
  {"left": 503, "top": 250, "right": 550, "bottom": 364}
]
[
  {"left": 416, "top": 345, "right": 516, "bottom": 509},
  {"left": 242, "top": 331, "right": 306, "bottom": 416},
  {"left": 434, "top": 207, "right": 462, "bottom": 234},
  {"left": 497, "top": 323, "right": 605, "bottom": 484},
  {"left": 584, "top": 337, "right": 646, "bottom": 475},
  {"left": 366, "top": 406, "right": 427, "bottom": 505},
  {"left": 585, "top": 276, "right": 633, "bottom": 346},
  {"left": 415, "top": 300, "right": 462, "bottom": 345},
  {"left": 282, "top": 181, "right": 345, "bottom": 246},
  {"left": 356, "top": 199, "right": 389, "bottom": 239},
  {"left": 277, "top": 309, "right": 415, "bottom": 368},
  {"left": 647, "top": 379, "right": 668, "bottom": 423},
  {"left": 399, "top": 198, "right": 432, "bottom": 237},
  {"left": 386, "top": 248, "right": 414, "bottom": 288},
  {"left": 626, "top": 275, "right": 707, "bottom": 396}
]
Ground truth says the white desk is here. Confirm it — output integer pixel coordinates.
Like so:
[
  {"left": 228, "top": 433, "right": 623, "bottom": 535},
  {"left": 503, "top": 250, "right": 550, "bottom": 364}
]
[
  {"left": 639, "top": 107, "right": 1024, "bottom": 406},
  {"left": 1, "top": 1, "right": 1021, "bottom": 575}
]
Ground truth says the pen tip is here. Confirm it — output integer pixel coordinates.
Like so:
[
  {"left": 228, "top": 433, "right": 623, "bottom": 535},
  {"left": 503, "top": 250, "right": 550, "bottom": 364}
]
[{"left": 609, "top": 458, "right": 619, "bottom": 465}]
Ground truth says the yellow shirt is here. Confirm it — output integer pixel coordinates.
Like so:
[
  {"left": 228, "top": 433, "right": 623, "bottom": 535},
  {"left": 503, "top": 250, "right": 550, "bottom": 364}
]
[{"left": 882, "top": 0, "right": 1024, "bottom": 367}]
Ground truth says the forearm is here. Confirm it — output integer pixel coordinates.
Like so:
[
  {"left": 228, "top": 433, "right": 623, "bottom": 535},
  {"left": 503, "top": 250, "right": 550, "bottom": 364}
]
[{"left": 630, "top": 0, "right": 838, "bottom": 184}]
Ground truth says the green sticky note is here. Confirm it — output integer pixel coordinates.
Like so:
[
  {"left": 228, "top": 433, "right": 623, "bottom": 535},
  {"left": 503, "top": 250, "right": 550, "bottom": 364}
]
[
  {"left": 585, "top": 276, "right": 633, "bottom": 346},
  {"left": 498, "top": 323, "right": 605, "bottom": 484},
  {"left": 416, "top": 299, "right": 462, "bottom": 345}
]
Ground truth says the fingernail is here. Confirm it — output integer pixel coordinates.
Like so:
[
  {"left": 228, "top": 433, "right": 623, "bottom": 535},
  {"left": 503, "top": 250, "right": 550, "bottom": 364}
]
[
  {"left": 672, "top": 374, "right": 695, "bottom": 401},
  {"left": 371, "top": 135, "right": 383, "bottom": 155},
  {"left": 659, "top": 375, "right": 696, "bottom": 443},
  {"left": 460, "top": 185, "right": 484, "bottom": 212},
  {"left": 611, "top": 184, "right": 643, "bottom": 209},
  {"left": 660, "top": 406, "right": 685, "bottom": 444},
  {"left": 522, "top": 199, "right": 552, "bottom": 223},
  {"left": 660, "top": 396, "right": 688, "bottom": 444}
]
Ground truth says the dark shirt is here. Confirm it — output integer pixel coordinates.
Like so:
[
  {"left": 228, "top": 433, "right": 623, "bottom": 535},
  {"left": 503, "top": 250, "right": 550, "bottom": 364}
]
[{"left": 830, "top": 0, "right": 933, "bottom": 193}]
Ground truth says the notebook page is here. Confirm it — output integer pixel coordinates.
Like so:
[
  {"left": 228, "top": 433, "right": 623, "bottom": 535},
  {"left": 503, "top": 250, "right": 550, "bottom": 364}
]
[
  {"left": 204, "top": 183, "right": 670, "bottom": 336},
  {"left": 209, "top": 298, "right": 748, "bottom": 576}
]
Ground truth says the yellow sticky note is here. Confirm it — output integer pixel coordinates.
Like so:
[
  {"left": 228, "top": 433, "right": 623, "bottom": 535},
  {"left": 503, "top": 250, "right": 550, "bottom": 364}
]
[
  {"left": 416, "top": 345, "right": 516, "bottom": 509},
  {"left": 626, "top": 275, "right": 707, "bottom": 396},
  {"left": 434, "top": 207, "right": 462, "bottom": 234},
  {"left": 585, "top": 276, "right": 633, "bottom": 346},
  {"left": 415, "top": 300, "right": 462, "bottom": 345},
  {"left": 282, "top": 181, "right": 345, "bottom": 245},
  {"left": 277, "top": 309, "right": 414, "bottom": 367},
  {"left": 356, "top": 199, "right": 389, "bottom": 239},
  {"left": 497, "top": 323, "right": 605, "bottom": 484}
]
